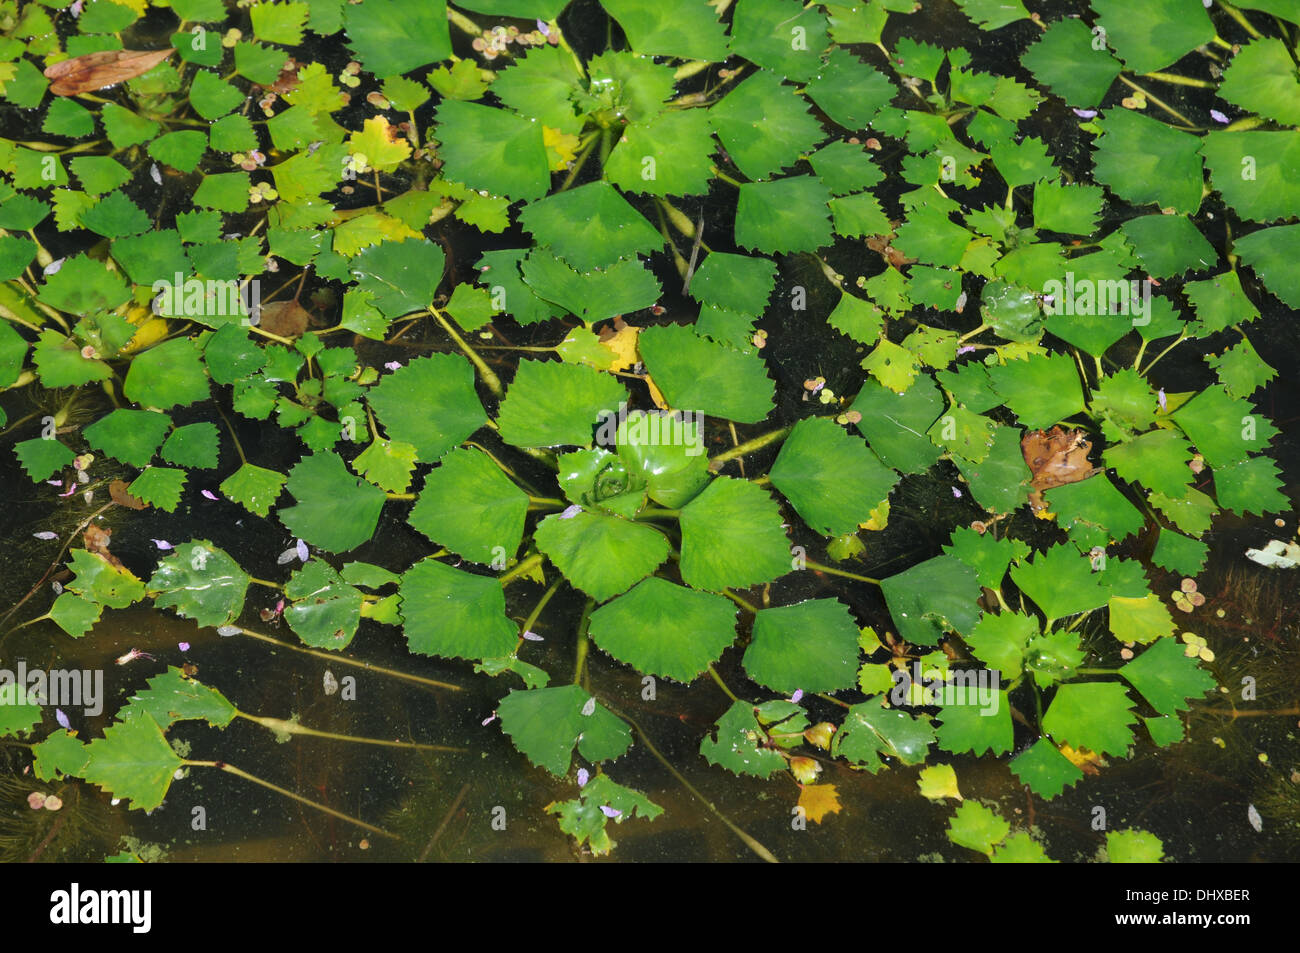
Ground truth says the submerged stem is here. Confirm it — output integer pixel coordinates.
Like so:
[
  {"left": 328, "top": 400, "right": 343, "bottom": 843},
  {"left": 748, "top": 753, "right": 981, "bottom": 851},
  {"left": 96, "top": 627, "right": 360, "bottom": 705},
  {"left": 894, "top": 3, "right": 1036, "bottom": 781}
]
[
  {"left": 803, "top": 558, "right": 881, "bottom": 586},
  {"left": 238, "top": 713, "right": 464, "bottom": 752},
  {"left": 428, "top": 305, "right": 503, "bottom": 397},
  {"left": 708, "top": 424, "right": 793, "bottom": 471},
  {"left": 234, "top": 627, "right": 463, "bottom": 691}
]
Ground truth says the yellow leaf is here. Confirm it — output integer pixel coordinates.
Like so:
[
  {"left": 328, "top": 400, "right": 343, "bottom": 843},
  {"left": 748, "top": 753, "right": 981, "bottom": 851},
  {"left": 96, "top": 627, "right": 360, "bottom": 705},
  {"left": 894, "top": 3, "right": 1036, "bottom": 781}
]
[
  {"left": 917, "top": 763, "right": 963, "bottom": 801},
  {"left": 543, "top": 125, "right": 581, "bottom": 172},
  {"left": 797, "top": 783, "right": 842, "bottom": 824},
  {"left": 598, "top": 322, "right": 640, "bottom": 373},
  {"left": 347, "top": 117, "right": 412, "bottom": 173},
  {"left": 332, "top": 211, "right": 421, "bottom": 256},
  {"left": 859, "top": 496, "right": 890, "bottom": 531},
  {"left": 1059, "top": 743, "right": 1106, "bottom": 770}
]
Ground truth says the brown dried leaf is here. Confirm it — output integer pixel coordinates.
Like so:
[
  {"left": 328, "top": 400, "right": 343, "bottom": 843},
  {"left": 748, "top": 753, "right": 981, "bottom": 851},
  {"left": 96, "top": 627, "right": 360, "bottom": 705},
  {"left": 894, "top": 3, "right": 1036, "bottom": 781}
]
[
  {"left": 797, "top": 783, "right": 842, "bottom": 824},
  {"left": 109, "top": 478, "right": 147, "bottom": 511},
  {"left": 258, "top": 300, "right": 310, "bottom": 339},
  {"left": 83, "top": 524, "right": 126, "bottom": 569},
  {"left": 44, "top": 48, "right": 176, "bottom": 97}
]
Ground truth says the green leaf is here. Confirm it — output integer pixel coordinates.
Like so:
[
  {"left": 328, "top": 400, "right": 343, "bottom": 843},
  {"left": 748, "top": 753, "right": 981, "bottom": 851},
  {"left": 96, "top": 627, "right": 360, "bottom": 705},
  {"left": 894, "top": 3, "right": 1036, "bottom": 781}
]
[
  {"left": 547, "top": 773, "right": 663, "bottom": 856},
  {"left": 1021, "top": 17, "right": 1120, "bottom": 107},
  {"left": 367, "top": 353, "right": 486, "bottom": 461},
  {"left": 83, "top": 408, "right": 172, "bottom": 468},
  {"left": 679, "top": 477, "right": 791, "bottom": 592},
  {"left": 534, "top": 510, "right": 670, "bottom": 602},
  {"left": 1009, "top": 737, "right": 1084, "bottom": 799},
  {"left": 991, "top": 831, "right": 1055, "bottom": 863},
  {"left": 349, "top": 436, "right": 417, "bottom": 495},
  {"left": 986, "top": 352, "right": 1085, "bottom": 430},
  {"left": 1108, "top": 593, "right": 1176, "bottom": 645},
  {"left": 955, "top": 424, "right": 1031, "bottom": 514},
  {"left": 963, "top": 610, "right": 1036, "bottom": 676},
  {"left": 1218, "top": 39, "right": 1300, "bottom": 126},
  {"left": 434, "top": 99, "right": 548, "bottom": 201},
  {"left": 893, "top": 201, "right": 975, "bottom": 267},
  {"left": 1106, "top": 829, "right": 1165, "bottom": 863},
  {"left": 743, "top": 599, "right": 861, "bottom": 693},
  {"left": 849, "top": 377, "right": 945, "bottom": 473},
  {"left": 43, "top": 98, "right": 95, "bottom": 138},
  {"left": 1206, "top": 334, "right": 1276, "bottom": 398},
  {"left": 100, "top": 102, "right": 158, "bottom": 148},
  {"left": 1151, "top": 527, "right": 1209, "bottom": 575},
  {"left": 279, "top": 453, "right": 387, "bottom": 553},
  {"left": 519, "top": 251, "right": 661, "bottom": 323},
  {"left": 219, "top": 462, "right": 286, "bottom": 517},
  {"left": 209, "top": 113, "right": 257, "bottom": 153},
  {"left": 159, "top": 422, "right": 220, "bottom": 470},
  {"left": 1092, "top": 109, "right": 1202, "bottom": 214},
  {"left": 188, "top": 68, "right": 244, "bottom": 119},
  {"left": 1121, "top": 636, "right": 1216, "bottom": 716},
  {"left": 123, "top": 337, "right": 210, "bottom": 409},
  {"left": 150, "top": 541, "right": 249, "bottom": 628},
  {"left": 686, "top": 253, "right": 778, "bottom": 317},
  {"left": 729, "top": 0, "right": 826, "bottom": 81},
  {"left": 408, "top": 448, "right": 529, "bottom": 565},
  {"left": 192, "top": 171, "right": 250, "bottom": 212},
  {"left": 601, "top": 0, "right": 729, "bottom": 61},
  {"left": 48, "top": 592, "right": 102, "bottom": 638},
  {"left": 1044, "top": 476, "right": 1145, "bottom": 544},
  {"left": 283, "top": 560, "right": 363, "bottom": 650},
  {"left": 700, "top": 699, "right": 788, "bottom": 777},
  {"left": 709, "top": 69, "right": 824, "bottom": 180},
  {"left": 615, "top": 417, "right": 711, "bottom": 508},
  {"left": 1104, "top": 428, "right": 1192, "bottom": 498},
  {"left": 804, "top": 47, "right": 895, "bottom": 129},
  {"left": 14, "top": 437, "right": 74, "bottom": 483},
  {"left": 519, "top": 181, "right": 661, "bottom": 271},
  {"left": 497, "top": 685, "right": 631, "bottom": 776},
  {"left": 38, "top": 254, "right": 130, "bottom": 315},
  {"left": 400, "top": 558, "right": 516, "bottom": 660},
  {"left": 605, "top": 109, "right": 716, "bottom": 197},
  {"left": 1092, "top": 0, "right": 1214, "bottom": 74},
  {"left": 1233, "top": 224, "right": 1300, "bottom": 309},
  {"left": 443, "top": 283, "right": 498, "bottom": 332},
  {"left": 1172, "top": 384, "right": 1276, "bottom": 467},
  {"left": 1120, "top": 214, "right": 1215, "bottom": 279},
  {"left": 32, "top": 729, "right": 89, "bottom": 781},
  {"left": 1213, "top": 455, "right": 1289, "bottom": 516},
  {"left": 250, "top": 1, "right": 308, "bottom": 44},
  {"left": 130, "top": 667, "right": 237, "bottom": 729},
  {"left": 588, "top": 577, "right": 738, "bottom": 682},
  {"left": 1201, "top": 131, "right": 1300, "bottom": 223},
  {"left": 944, "top": 527, "right": 1030, "bottom": 590},
  {"left": 637, "top": 324, "right": 774, "bottom": 424},
  {"left": 954, "top": 0, "right": 1029, "bottom": 30},
  {"left": 734, "top": 176, "right": 833, "bottom": 254},
  {"left": 810, "top": 141, "right": 884, "bottom": 196},
  {"left": 344, "top": 0, "right": 449, "bottom": 77},
  {"left": 81, "top": 709, "right": 182, "bottom": 812},
  {"left": 1033, "top": 180, "right": 1104, "bottom": 235},
  {"left": 70, "top": 156, "right": 130, "bottom": 197},
  {"left": 128, "top": 466, "right": 188, "bottom": 512},
  {"left": 1041, "top": 681, "right": 1137, "bottom": 757},
  {"left": 497, "top": 358, "right": 627, "bottom": 449},
  {"left": 880, "top": 554, "right": 981, "bottom": 645},
  {"left": 769, "top": 416, "right": 898, "bottom": 536},
  {"left": 1010, "top": 543, "right": 1109, "bottom": 621},
  {"left": 833, "top": 697, "right": 935, "bottom": 772},
  {"left": 350, "top": 238, "right": 445, "bottom": 319},
  {"left": 947, "top": 800, "right": 1012, "bottom": 856}
]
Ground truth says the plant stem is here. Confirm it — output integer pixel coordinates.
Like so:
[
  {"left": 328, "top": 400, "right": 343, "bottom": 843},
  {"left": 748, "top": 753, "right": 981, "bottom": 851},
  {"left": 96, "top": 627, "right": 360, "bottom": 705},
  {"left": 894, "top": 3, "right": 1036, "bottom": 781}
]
[
  {"left": 237, "top": 713, "right": 464, "bottom": 752},
  {"left": 234, "top": 627, "right": 463, "bottom": 691},
  {"left": 247, "top": 576, "right": 281, "bottom": 589},
  {"left": 1216, "top": 1, "right": 1264, "bottom": 39},
  {"left": 605, "top": 704, "right": 778, "bottom": 863},
  {"left": 499, "top": 552, "right": 545, "bottom": 586},
  {"left": 528, "top": 495, "right": 565, "bottom": 508},
  {"left": 708, "top": 424, "right": 792, "bottom": 471},
  {"left": 573, "top": 598, "right": 594, "bottom": 685},
  {"left": 803, "top": 558, "right": 881, "bottom": 585},
  {"left": 1117, "top": 75, "right": 1193, "bottom": 127},
  {"left": 1140, "top": 332, "right": 1187, "bottom": 376},
  {"left": 815, "top": 692, "right": 851, "bottom": 709},
  {"left": 517, "top": 577, "right": 562, "bottom": 653},
  {"left": 427, "top": 305, "right": 503, "bottom": 397},
  {"left": 1141, "top": 70, "right": 1215, "bottom": 88},
  {"left": 185, "top": 760, "right": 396, "bottom": 838},
  {"left": 707, "top": 664, "right": 740, "bottom": 702},
  {"left": 417, "top": 781, "right": 471, "bottom": 861},
  {"left": 214, "top": 404, "right": 248, "bottom": 465},
  {"left": 721, "top": 588, "right": 759, "bottom": 615}
]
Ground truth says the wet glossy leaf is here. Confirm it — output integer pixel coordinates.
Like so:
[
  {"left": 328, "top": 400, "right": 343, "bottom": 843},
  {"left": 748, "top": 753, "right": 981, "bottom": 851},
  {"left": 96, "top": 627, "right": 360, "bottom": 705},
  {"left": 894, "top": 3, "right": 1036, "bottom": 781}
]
[
  {"left": 734, "top": 176, "right": 833, "bottom": 255},
  {"left": 1213, "top": 456, "right": 1288, "bottom": 516},
  {"left": 804, "top": 48, "right": 895, "bottom": 129},
  {"left": 880, "top": 554, "right": 981, "bottom": 645},
  {"left": 679, "top": 477, "right": 791, "bottom": 592},
  {"left": 534, "top": 510, "right": 670, "bottom": 602},
  {"left": 1108, "top": 593, "right": 1175, "bottom": 645},
  {"left": 730, "top": 0, "right": 827, "bottom": 81},
  {"left": 150, "top": 541, "right": 250, "bottom": 628},
  {"left": 219, "top": 463, "right": 287, "bottom": 517},
  {"left": 963, "top": 610, "right": 1036, "bottom": 676},
  {"left": 614, "top": 419, "right": 711, "bottom": 508},
  {"left": 400, "top": 557, "right": 516, "bottom": 660},
  {"left": 604, "top": 109, "right": 716, "bottom": 197},
  {"left": 709, "top": 69, "right": 825, "bottom": 180},
  {"left": 601, "top": 0, "right": 729, "bottom": 61},
  {"left": 344, "top": 0, "right": 450, "bottom": 78},
  {"left": 1092, "top": 109, "right": 1202, "bottom": 215},
  {"left": 128, "top": 466, "right": 187, "bottom": 512},
  {"left": 279, "top": 453, "right": 387, "bottom": 553},
  {"left": 1021, "top": 17, "right": 1120, "bottom": 107},
  {"left": 130, "top": 667, "right": 238, "bottom": 729},
  {"left": 408, "top": 448, "right": 529, "bottom": 565},
  {"left": 769, "top": 416, "right": 899, "bottom": 536},
  {"left": 1091, "top": 0, "right": 1213, "bottom": 74},
  {"left": 743, "top": 599, "right": 860, "bottom": 694},
  {"left": 519, "top": 251, "right": 662, "bottom": 324},
  {"left": 434, "top": 99, "right": 548, "bottom": 201},
  {"left": 1218, "top": 39, "right": 1300, "bottom": 126},
  {"left": 849, "top": 377, "right": 945, "bottom": 473},
  {"left": 1010, "top": 543, "right": 1110, "bottom": 621},
  {"left": 936, "top": 692, "right": 1012, "bottom": 757},
  {"left": 588, "top": 577, "right": 737, "bottom": 682},
  {"left": 81, "top": 708, "right": 181, "bottom": 812},
  {"left": 1009, "top": 738, "right": 1083, "bottom": 800},
  {"left": 497, "top": 358, "right": 627, "bottom": 449},
  {"left": 284, "top": 560, "right": 363, "bottom": 650},
  {"left": 498, "top": 685, "right": 631, "bottom": 776},
  {"left": 700, "top": 699, "right": 788, "bottom": 778},
  {"left": 833, "top": 697, "right": 935, "bottom": 772},
  {"left": 49, "top": 592, "right": 102, "bottom": 638}
]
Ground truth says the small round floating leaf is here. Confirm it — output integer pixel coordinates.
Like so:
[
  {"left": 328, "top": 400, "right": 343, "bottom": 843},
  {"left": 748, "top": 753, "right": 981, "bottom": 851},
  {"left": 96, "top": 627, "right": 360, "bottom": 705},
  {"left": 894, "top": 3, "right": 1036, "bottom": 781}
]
[{"left": 743, "top": 599, "right": 860, "bottom": 694}]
